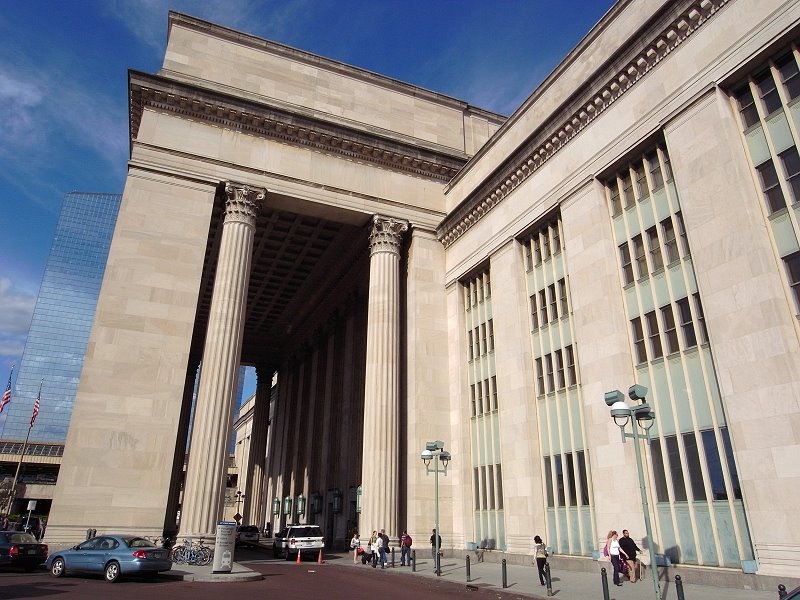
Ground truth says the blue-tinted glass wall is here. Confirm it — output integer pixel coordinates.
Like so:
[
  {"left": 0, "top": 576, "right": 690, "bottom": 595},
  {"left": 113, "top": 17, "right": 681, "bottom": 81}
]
[{"left": 0, "top": 192, "right": 122, "bottom": 442}]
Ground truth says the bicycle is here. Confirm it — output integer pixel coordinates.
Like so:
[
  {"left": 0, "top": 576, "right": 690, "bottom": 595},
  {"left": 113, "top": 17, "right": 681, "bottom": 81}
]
[{"left": 170, "top": 537, "right": 214, "bottom": 566}]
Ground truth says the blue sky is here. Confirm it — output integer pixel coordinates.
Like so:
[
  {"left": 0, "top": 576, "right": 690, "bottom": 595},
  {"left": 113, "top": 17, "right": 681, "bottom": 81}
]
[{"left": 0, "top": 0, "right": 615, "bottom": 391}]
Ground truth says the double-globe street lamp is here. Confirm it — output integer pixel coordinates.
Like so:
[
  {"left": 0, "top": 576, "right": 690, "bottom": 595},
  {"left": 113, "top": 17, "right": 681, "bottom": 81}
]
[
  {"left": 420, "top": 440, "right": 451, "bottom": 576},
  {"left": 604, "top": 384, "right": 662, "bottom": 600}
]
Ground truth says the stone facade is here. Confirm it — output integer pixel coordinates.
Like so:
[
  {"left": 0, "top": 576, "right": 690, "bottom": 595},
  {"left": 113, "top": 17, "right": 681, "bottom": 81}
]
[{"left": 44, "top": 0, "right": 800, "bottom": 585}]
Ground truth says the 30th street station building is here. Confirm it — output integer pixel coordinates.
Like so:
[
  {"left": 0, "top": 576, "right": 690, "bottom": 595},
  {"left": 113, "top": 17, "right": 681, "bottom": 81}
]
[{"left": 43, "top": 0, "right": 800, "bottom": 585}]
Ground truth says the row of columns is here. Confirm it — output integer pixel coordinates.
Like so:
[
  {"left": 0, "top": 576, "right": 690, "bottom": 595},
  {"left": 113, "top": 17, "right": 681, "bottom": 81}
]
[{"left": 177, "top": 182, "right": 408, "bottom": 539}]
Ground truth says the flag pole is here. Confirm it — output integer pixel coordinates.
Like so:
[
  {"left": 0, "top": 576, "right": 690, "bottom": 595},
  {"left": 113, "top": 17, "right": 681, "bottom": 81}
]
[{"left": 6, "top": 379, "right": 42, "bottom": 515}]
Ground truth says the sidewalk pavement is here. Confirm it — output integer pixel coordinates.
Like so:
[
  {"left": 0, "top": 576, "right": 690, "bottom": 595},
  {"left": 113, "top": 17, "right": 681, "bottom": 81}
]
[
  {"left": 161, "top": 546, "right": 786, "bottom": 599},
  {"left": 333, "top": 552, "right": 782, "bottom": 600}
]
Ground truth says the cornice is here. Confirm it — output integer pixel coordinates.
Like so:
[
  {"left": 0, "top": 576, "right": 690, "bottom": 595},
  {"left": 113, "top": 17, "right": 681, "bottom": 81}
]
[
  {"left": 129, "top": 71, "right": 466, "bottom": 183},
  {"left": 437, "top": 0, "right": 730, "bottom": 248}
]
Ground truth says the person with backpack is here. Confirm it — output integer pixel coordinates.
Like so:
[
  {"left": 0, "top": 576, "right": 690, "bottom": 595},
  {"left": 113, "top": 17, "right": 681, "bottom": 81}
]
[{"left": 400, "top": 530, "right": 413, "bottom": 566}]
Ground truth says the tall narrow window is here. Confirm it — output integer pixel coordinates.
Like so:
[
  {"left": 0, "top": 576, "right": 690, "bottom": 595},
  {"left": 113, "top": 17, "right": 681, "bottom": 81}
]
[
  {"left": 619, "top": 242, "right": 634, "bottom": 285},
  {"left": 777, "top": 53, "right": 800, "bottom": 101},
  {"left": 780, "top": 146, "right": 800, "bottom": 203},
  {"left": 542, "top": 230, "right": 551, "bottom": 261},
  {"left": 683, "top": 432, "right": 707, "bottom": 501},
  {"left": 543, "top": 457, "right": 554, "bottom": 507},
  {"left": 551, "top": 221, "right": 561, "bottom": 255},
  {"left": 675, "top": 212, "right": 690, "bottom": 257},
  {"left": 470, "top": 384, "right": 477, "bottom": 417},
  {"left": 666, "top": 435, "right": 687, "bottom": 501},
  {"left": 525, "top": 241, "right": 533, "bottom": 271},
  {"left": 650, "top": 440, "right": 670, "bottom": 502},
  {"left": 609, "top": 181, "right": 622, "bottom": 217},
  {"left": 576, "top": 450, "right": 590, "bottom": 506},
  {"left": 693, "top": 294, "right": 708, "bottom": 344},
  {"left": 565, "top": 345, "right": 576, "bottom": 385},
  {"left": 548, "top": 284, "right": 558, "bottom": 322},
  {"left": 491, "top": 375, "right": 498, "bottom": 410},
  {"left": 487, "top": 464, "right": 495, "bottom": 510},
  {"left": 632, "top": 234, "right": 647, "bottom": 278},
  {"left": 648, "top": 151, "right": 664, "bottom": 189},
  {"left": 734, "top": 85, "right": 760, "bottom": 128},
  {"left": 558, "top": 279, "right": 568, "bottom": 315},
  {"left": 530, "top": 295, "right": 539, "bottom": 329},
  {"left": 554, "top": 455, "right": 566, "bottom": 506},
  {"left": 784, "top": 251, "right": 800, "bottom": 311},
  {"left": 545, "top": 354, "right": 554, "bottom": 392},
  {"left": 487, "top": 319, "right": 495, "bottom": 351},
  {"left": 662, "top": 217, "right": 679, "bottom": 264},
  {"left": 645, "top": 310, "right": 663, "bottom": 359},
  {"left": 483, "top": 380, "right": 490, "bottom": 414},
  {"left": 480, "top": 323, "right": 487, "bottom": 355},
  {"left": 476, "top": 381, "right": 483, "bottom": 414},
  {"left": 635, "top": 162, "right": 650, "bottom": 199},
  {"left": 566, "top": 453, "right": 578, "bottom": 506},
  {"left": 677, "top": 297, "right": 697, "bottom": 348},
  {"left": 468, "top": 330, "right": 474, "bottom": 360},
  {"left": 473, "top": 468, "right": 480, "bottom": 507},
  {"left": 555, "top": 349, "right": 565, "bottom": 389},
  {"left": 661, "top": 304, "right": 680, "bottom": 354},
  {"left": 646, "top": 226, "right": 664, "bottom": 271},
  {"left": 755, "top": 70, "right": 782, "bottom": 115},
  {"left": 536, "top": 358, "right": 545, "bottom": 396},
  {"left": 539, "top": 290, "right": 548, "bottom": 325},
  {"left": 534, "top": 236, "right": 542, "bottom": 265},
  {"left": 477, "top": 278, "right": 484, "bottom": 303},
  {"left": 663, "top": 152, "right": 674, "bottom": 183},
  {"left": 622, "top": 172, "right": 635, "bottom": 208},
  {"left": 756, "top": 160, "right": 787, "bottom": 213},
  {"left": 485, "top": 273, "right": 491, "bottom": 298},
  {"left": 495, "top": 464, "right": 504, "bottom": 509},
  {"left": 632, "top": 317, "right": 647, "bottom": 363}
]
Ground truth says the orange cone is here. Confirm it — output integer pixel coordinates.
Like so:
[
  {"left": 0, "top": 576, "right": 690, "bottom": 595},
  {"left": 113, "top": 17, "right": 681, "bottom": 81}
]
[
  {"left": 296, "top": 550, "right": 301, "bottom": 564},
  {"left": 317, "top": 548, "right": 324, "bottom": 564}
]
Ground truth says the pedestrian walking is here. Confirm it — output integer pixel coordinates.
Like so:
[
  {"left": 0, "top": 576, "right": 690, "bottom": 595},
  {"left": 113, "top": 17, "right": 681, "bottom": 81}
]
[
  {"left": 619, "top": 529, "right": 641, "bottom": 582},
  {"left": 533, "top": 534, "right": 548, "bottom": 586},
  {"left": 379, "top": 528, "right": 389, "bottom": 568},
  {"left": 606, "top": 530, "right": 628, "bottom": 586},
  {"left": 430, "top": 528, "right": 442, "bottom": 558},
  {"left": 400, "top": 530, "right": 413, "bottom": 566}
]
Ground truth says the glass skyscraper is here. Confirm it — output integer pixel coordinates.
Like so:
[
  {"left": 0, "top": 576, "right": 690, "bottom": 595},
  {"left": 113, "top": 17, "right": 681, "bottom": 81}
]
[{"left": 0, "top": 192, "right": 122, "bottom": 443}]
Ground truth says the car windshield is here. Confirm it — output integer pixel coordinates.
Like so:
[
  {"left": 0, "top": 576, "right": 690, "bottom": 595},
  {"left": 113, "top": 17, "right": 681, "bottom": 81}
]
[
  {"left": 291, "top": 527, "right": 321, "bottom": 537},
  {"left": 6, "top": 532, "right": 37, "bottom": 543},
  {"left": 239, "top": 526, "right": 258, "bottom": 533}
]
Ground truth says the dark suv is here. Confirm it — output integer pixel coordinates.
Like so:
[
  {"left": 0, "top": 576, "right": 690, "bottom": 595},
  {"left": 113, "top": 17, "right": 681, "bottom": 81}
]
[{"left": 272, "top": 525, "right": 324, "bottom": 560}]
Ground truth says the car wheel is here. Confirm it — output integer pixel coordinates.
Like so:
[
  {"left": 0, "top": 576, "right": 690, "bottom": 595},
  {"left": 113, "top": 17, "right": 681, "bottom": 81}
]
[
  {"left": 50, "top": 557, "right": 66, "bottom": 577},
  {"left": 104, "top": 561, "right": 121, "bottom": 583}
]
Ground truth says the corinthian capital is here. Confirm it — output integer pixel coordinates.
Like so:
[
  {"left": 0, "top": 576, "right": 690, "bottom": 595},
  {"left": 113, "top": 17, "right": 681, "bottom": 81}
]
[
  {"left": 369, "top": 215, "right": 409, "bottom": 256},
  {"left": 224, "top": 182, "right": 266, "bottom": 226}
]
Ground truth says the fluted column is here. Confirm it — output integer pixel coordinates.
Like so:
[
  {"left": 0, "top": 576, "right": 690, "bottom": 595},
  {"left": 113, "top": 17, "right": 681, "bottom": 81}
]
[
  {"left": 178, "top": 182, "right": 265, "bottom": 538},
  {"left": 243, "top": 365, "right": 271, "bottom": 527},
  {"left": 360, "top": 215, "right": 408, "bottom": 539}
]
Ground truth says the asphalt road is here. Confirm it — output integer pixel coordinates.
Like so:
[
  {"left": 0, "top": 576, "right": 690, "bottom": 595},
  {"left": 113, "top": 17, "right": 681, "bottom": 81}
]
[{"left": 0, "top": 547, "right": 532, "bottom": 600}]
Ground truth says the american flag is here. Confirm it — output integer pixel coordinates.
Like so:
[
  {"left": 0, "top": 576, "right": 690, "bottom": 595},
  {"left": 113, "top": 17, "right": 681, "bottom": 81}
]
[
  {"left": 30, "top": 379, "right": 42, "bottom": 428},
  {"left": 0, "top": 365, "right": 13, "bottom": 414}
]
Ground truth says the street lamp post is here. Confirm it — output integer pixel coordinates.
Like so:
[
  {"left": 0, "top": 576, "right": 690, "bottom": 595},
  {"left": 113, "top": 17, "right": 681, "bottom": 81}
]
[
  {"left": 420, "top": 440, "right": 451, "bottom": 576},
  {"left": 604, "top": 385, "right": 661, "bottom": 600},
  {"left": 234, "top": 490, "right": 245, "bottom": 523}
]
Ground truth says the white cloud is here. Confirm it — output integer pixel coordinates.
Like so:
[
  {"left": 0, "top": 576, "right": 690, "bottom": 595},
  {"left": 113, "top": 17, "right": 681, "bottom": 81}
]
[{"left": 0, "top": 67, "right": 46, "bottom": 152}]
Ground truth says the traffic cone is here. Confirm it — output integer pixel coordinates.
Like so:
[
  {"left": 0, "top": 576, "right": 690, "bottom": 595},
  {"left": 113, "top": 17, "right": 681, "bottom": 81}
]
[
  {"left": 317, "top": 548, "right": 324, "bottom": 564},
  {"left": 296, "top": 550, "right": 301, "bottom": 564}
]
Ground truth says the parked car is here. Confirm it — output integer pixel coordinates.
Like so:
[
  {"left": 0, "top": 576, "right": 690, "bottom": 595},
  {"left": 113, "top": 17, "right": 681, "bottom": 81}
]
[
  {"left": 236, "top": 525, "right": 260, "bottom": 545},
  {"left": 0, "top": 531, "right": 48, "bottom": 572},
  {"left": 46, "top": 534, "right": 172, "bottom": 582},
  {"left": 272, "top": 524, "right": 324, "bottom": 560}
]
